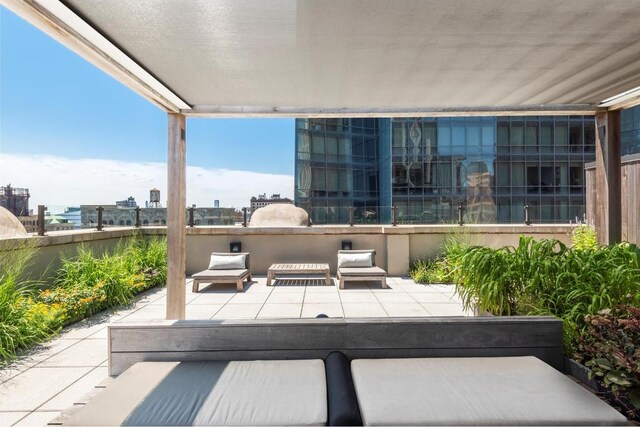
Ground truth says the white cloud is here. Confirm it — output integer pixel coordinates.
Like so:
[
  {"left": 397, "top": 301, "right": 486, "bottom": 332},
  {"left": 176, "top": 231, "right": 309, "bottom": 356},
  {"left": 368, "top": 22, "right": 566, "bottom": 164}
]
[{"left": 0, "top": 153, "right": 293, "bottom": 209}]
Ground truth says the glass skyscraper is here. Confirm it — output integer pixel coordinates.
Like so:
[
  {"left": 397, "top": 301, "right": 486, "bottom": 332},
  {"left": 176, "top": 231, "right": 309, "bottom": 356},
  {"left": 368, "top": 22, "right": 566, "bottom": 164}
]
[
  {"left": 295, "top": 116, "right": 596, "bottom": 225},
  {"left": 295, "top": 118, "right": 381, "bottom": 224}
]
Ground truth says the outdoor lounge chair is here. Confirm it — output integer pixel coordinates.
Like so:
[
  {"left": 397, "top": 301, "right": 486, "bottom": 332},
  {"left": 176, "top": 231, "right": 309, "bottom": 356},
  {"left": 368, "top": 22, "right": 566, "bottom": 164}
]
[
  {"left": 191, "top": 252, "right": 251, "bottom": 292},
  {"left": 337, "top": 249, "right": 387, "bottom": 289}
]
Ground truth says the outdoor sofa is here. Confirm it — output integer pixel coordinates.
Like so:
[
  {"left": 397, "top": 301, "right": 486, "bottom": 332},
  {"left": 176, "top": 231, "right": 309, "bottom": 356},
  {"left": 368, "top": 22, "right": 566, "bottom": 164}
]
[
  {"left": 56, "top": 317, "right": 628, "bottom": 426},
  {"left": 191, "top": 252, "right": 251, "bottom": 292},
  {"left": 336, "top": 249, "right": 387, "bottom": 289}
]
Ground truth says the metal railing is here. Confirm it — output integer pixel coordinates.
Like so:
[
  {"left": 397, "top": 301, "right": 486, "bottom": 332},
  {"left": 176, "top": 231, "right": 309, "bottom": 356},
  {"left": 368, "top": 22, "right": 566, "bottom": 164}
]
[
  {"left": 302, "top": 204, "right": 586, "bottom": 226},
  {"left": 28, "top": 202, "right": 584, "bottom": 232}
]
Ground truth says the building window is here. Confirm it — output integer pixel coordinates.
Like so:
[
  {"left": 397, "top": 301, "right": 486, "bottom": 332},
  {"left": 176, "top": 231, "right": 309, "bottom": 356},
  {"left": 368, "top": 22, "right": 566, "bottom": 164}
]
[{"left": 622, "top": 105, "right": 640, "bottom": 155}]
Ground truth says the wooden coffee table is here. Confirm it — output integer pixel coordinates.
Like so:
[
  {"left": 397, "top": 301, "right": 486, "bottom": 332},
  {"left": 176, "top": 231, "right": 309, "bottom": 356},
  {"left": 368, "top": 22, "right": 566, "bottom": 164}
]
[{"left": 267, "top": 263, "right": 331, "bottom": 286}]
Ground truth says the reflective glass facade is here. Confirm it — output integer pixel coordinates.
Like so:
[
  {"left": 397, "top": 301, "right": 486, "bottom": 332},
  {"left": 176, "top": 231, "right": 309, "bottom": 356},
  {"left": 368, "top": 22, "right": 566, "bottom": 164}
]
[
  {"left": 295, "top": 116, "right": 596, "bottom": 224},
  {"left": 295, "top": 118, "right": 380, "bottom": 224},
  {"left": 622, "top": 104, "right": 640, "bottom": 155}
]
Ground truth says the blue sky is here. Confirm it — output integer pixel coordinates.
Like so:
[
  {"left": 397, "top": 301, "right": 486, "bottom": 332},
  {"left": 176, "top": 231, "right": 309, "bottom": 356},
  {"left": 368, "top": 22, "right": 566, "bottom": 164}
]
[{"left": 0, "top": 6, "right": 294, "bottom": 208}]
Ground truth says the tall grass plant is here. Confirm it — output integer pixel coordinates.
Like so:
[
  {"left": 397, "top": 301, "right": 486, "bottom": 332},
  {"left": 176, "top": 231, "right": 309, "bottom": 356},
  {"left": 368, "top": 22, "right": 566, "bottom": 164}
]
[
  {"left": 410, "top": 228, "right": 475, "bottom": 284},
  {"left": 0, "top": 235, "right": 167, "bottom": 364},
  {"left": 453, "top": 236, "right": 640, "bottom": 350},
  {"left": 44, "top": 236, "right": 167, "bottom": 324},
  {"left": 0, "top": 243, "right": 62, "bottom": 363}
]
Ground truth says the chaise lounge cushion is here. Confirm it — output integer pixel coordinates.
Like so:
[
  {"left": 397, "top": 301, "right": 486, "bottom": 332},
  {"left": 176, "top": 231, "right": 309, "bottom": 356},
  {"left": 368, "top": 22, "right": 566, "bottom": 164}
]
[
  {"left": 350, "top": 356, "right": 628, "bottom": 426},
  {"left": 337, "top": 252, "right": 373, "bottom": 268},
  {"left": 338, "top": 266, "right": 386, "bottom": 276},
  {"left": 192, "top": 269, "right": 248, "bottom": 280},
  {"left": 208, "top": 253, "right": 247, "bottom": 270},
  {"left": 64, "top": 360, "right": 327, "bottom": 426}
]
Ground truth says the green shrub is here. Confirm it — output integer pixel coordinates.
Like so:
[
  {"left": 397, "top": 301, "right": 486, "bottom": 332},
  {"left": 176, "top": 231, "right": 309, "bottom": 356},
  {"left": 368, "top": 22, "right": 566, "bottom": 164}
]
[
  {"left": 453, "top": 237, "right": 640, "bottom": 350},
  {"left": 577, "top": 305, "right": 640, "bottom": 418},
  {"left": 45, "top": 236, "right": 167, "bottom": 325},
  {"left": 439, "top": 238, "right": 469, "bottom": 284},
  {"left": 0, "top": 244, "right": 63, "bottom": 363},
  {"left": 410, "top": 237, "right": 469, "bottom": 284},
  {"left": 409, "top": 258, "right": 431, "bottom": 283},
  {"left": 131, "top": 237, "right": 167, "bottom": 288},
  {"left": 529, "top": 243, "right": 640, "bottom": 321},
  {"left": 455, "top": 237, "right": 566, "bottom": 316},
  {"left": 571, "top": 222, "right": 598, "bottom": 251},
  {"left": 409, "top": 256, "right": 445, "bottom": 284},
  {"left": 0, "top": 236, "right": 167, "bottom": 364},
  {"left": 50, "top": 246, "right": 133, "bottom": 324}
]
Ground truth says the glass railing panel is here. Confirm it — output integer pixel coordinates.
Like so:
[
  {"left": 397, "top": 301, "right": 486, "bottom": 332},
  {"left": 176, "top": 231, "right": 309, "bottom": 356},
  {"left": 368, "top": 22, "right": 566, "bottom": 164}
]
[{"left": 304, "top": 204, "right": 586, "bottom": 226}]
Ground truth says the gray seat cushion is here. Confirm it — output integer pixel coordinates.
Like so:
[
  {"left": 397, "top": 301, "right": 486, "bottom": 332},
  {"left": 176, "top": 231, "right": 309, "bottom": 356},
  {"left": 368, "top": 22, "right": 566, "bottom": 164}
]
[
  {"left": 351, "top": 356, "right": 627, "bottom": 426},
  {"left": 65, "top": 360, "right": 327, "bottom": 426},
  {"left": 338, "top": 266, "right": 386, "bottom": 276},
  {"left": 192, "top": 269, "right": 248, "bottom": 279}
]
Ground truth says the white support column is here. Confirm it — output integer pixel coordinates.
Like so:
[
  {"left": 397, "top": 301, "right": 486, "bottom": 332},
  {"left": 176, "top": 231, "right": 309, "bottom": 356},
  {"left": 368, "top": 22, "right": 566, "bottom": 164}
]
[{"left": 167, "top": 113, "right": 186, "bottom": 320}]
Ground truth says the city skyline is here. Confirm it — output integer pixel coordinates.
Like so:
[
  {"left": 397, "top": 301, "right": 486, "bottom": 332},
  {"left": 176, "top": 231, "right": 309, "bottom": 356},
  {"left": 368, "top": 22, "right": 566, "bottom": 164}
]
[
  {"left": 0, "top": 6, "right": 295, "bottom": 208},
  {"left": 0, "top": 152, "right": 293, "bottom": 209}
]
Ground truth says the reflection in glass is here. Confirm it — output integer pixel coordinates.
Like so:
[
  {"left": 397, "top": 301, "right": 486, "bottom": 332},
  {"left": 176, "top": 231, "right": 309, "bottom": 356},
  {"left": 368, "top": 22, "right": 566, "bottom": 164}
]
[
  {"left": 295, "top": 116, "right": 595, "bottom": 224},
  {"left": 621, "top": 105, "right": 640, "bottom": 155}
]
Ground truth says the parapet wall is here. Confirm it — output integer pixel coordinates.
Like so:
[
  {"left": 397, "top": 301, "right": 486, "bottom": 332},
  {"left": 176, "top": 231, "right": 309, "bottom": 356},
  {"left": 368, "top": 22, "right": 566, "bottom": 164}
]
[{"left": 0, "top": 225, "right": 572, "bottom": 280}]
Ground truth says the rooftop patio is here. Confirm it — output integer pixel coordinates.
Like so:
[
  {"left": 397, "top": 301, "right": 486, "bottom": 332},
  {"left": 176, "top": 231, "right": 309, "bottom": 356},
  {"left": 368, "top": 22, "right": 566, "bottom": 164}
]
[
  {"left": 3, "top": 0, "right": 637, "bottom": 320},
  {"left": 1, "top": 0, "right": 640, "bottom": 424},
  {"left": 0, "top": 277, "right": 464, "bottom": 426}
]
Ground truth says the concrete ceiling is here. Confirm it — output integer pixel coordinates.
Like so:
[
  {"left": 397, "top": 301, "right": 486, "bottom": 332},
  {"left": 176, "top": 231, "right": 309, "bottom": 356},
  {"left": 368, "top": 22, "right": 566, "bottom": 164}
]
[{"left": 10, "top": 0, "right": 640, "bottom": 115}]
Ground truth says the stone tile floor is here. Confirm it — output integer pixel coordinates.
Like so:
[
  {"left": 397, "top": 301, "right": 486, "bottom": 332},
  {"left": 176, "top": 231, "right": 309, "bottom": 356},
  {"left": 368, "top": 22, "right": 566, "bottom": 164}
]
[{"left": 0, "top": 276, "right": 468, "bottom": 426}]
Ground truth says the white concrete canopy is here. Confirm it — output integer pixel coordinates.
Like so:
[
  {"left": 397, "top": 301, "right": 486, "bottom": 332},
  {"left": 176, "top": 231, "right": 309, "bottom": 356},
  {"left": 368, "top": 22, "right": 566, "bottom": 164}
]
[{"left": 5, "top": 0, "right": 640, "bottom": 116}]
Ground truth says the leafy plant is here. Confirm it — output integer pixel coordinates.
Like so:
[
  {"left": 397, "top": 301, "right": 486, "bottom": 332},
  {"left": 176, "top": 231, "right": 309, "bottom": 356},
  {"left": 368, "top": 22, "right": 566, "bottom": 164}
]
[
  {"left": 455, "top": 245, "right": 519, "bottom": 315},
  {"left": 410, "top": 236, "right": 470, "bottom": 284},
  {"left": 571, "top": 221, "right": 598, "bottom": 251},
  {"left": 409, "top": 259, "right": 437, "bottom": 283},
  {"left": 453, "top": 237, "right": 640, "bottom": 350},
  {"left": 454, "top": 236, "right": 565, "bottom": 315},
  {"left": 0, "top": 243, "right": 62, "bottom": 363},
  {"left": 577, "top": 306, "right": 640, "bottom": 420},
  {"left": 47, "top": 236, "right": 167, "bottom": 324},
  {"left": 0, "top": 236, "right": 167, "bottom": 364}
]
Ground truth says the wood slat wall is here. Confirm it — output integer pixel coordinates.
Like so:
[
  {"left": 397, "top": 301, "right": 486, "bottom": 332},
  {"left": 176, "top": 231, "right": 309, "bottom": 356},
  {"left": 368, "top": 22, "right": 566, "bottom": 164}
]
[
  {"left": 621, "top": 158, "right": 640, "bottom": 243},
  {"left": 109, "top": 317, "right": 563, "bottom": 376},
  {"left": 588, "top": 156, "right": 640, "bottom": 244}
]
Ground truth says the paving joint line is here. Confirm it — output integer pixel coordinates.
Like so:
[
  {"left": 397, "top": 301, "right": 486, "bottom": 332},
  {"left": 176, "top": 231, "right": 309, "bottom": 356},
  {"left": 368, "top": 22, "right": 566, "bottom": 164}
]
[{"left": 30, "top": 365, "right": 104, "bottom": 414}]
